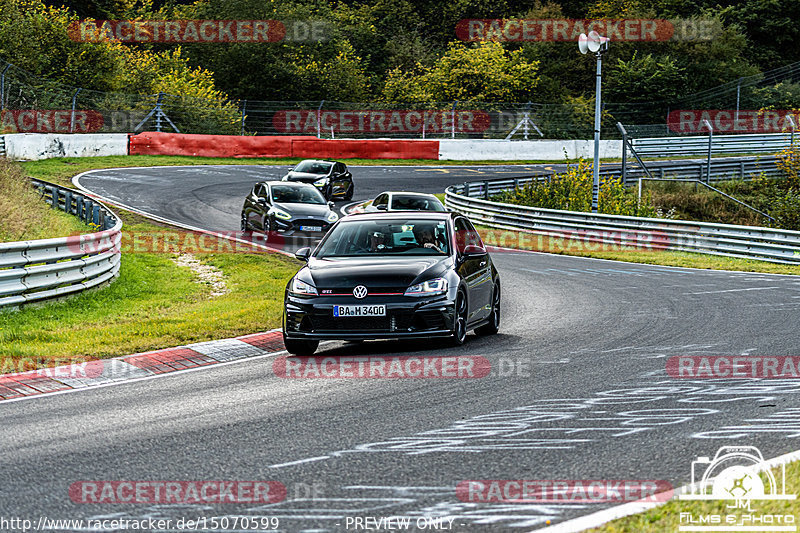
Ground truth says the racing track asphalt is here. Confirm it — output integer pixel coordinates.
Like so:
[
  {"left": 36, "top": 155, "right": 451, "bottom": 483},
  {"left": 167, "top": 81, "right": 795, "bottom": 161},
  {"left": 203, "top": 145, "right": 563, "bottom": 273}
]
[{"left": 0, "top": 163, "right": 799, "bottom": 532}]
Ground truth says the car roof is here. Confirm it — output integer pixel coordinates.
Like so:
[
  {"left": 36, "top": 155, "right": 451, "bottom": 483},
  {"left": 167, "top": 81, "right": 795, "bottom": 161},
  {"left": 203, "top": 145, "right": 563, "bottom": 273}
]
[
  {"left": 297, "top": 159, "right": 338, "bottom": 165},
  {"left": 258, "top": 180, "right": 317, "bottom": 187},
  {"left": 342, "top": 211, "right": 455, "bottom": 221},
  {"left": 379, "top": 191, "right": 440, "bottom": 199}
]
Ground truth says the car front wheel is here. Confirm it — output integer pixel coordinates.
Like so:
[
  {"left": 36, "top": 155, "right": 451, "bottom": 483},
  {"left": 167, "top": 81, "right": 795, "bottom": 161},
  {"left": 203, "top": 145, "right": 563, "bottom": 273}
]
[
  {"left": 283, "top": 336, "right": 319, "bottom": 356},
  {"left": 451, "top": 290, "right": 468, "bottom": 346}
]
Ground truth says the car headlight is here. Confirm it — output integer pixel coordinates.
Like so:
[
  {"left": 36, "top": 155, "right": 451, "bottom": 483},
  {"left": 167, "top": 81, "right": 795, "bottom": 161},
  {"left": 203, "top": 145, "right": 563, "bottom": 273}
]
[
  {"left": 326, "top": 211, "right": 339, "bottom": 223},
  {"left": 313, "top": 178, "right": 329, "bottom": 187},
  {"left": 273, "top": 208, "right": 292, "bottom": 220},
  {"left": 405, "top": 277, "right": 448, "bottom": 296},
  {"left": 290, "top": 277, "right": 318, "bottom": 296}
]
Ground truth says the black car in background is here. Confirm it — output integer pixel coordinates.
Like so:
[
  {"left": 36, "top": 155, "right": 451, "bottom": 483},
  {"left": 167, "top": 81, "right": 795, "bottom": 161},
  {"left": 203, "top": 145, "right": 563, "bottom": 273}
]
[
  {"left": 282, "top": 211, "right": 500, "bottom": 355},
  {"left": 282, "top": 160, "right": 354, "bottom": 201},
  {"left": 241, "top": 181, "right": 339, "bottom": 236}
]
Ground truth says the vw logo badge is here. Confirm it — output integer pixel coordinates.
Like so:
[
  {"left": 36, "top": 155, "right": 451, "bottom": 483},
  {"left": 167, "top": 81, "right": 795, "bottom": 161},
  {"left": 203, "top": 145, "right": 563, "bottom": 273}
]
[{"left": 353, "top": 285, "right": 368, "bottom": 299}]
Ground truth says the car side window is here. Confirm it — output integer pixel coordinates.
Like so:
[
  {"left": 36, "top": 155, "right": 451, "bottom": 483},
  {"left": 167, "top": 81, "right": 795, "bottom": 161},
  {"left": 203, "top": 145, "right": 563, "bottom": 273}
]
[
  {"left": 374, "top": 194, "right": 389, "bottom": 208},
  {"left": 255, "top": 185, "right": 268, "bottom": 199},
  {"left": 454, "top": 218, "right": 484, "bottom": 253},
  {"left": 334, "top": 163, "right": 345, "bottom": 175}
]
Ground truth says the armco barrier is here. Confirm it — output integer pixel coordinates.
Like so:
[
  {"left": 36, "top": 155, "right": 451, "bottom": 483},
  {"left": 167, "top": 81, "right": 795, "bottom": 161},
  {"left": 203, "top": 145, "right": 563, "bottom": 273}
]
[
  {"left": 4, "top": 133, "right": 129, "bottom": 161},
  {"left": 129, "top": 132, "right": 439, "bottom": 159},
  {"left": 128, "top": 132, "right": 308, "bottom": 158},
  {"left": 438, "top": 139, "right": 622, "bottom": 161},
  {"left": 0, "top": 180, "right": 122, "bottom": 309},
  {"left": 291, "top": 138, "right": 439, "bottom": 159},
  {"left": 445, "top": 180, "right": 800, "bottom": 264}
]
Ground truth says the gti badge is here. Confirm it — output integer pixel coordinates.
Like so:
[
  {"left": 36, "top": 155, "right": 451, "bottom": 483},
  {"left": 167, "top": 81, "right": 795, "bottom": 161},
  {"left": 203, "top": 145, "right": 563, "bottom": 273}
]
[{"left": 353, "top": 285, "right": 368, "bottom": 299}]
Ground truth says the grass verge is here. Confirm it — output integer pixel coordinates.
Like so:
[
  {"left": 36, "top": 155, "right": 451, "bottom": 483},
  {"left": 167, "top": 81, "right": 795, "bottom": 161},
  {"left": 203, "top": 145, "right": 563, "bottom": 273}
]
[
  {"left": 0, "top": 210, "right": 299, "bottom": 366},
  {"left": 0, "top": 157, "right": 89, "bottom": 241},
  {"left": 587, "top": 461, "right": 800, "bottom": 532}
]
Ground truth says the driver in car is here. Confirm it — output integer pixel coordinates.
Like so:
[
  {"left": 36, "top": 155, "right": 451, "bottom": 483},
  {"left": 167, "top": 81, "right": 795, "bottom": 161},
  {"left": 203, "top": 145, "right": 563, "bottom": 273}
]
[{"left": 414, "top": 225, "right": 442, "bottom": 252}]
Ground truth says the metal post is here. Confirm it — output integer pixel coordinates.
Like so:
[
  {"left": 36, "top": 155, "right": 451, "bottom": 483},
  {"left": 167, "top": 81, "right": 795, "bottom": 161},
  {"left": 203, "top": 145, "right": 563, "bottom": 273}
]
[
  {"left": 618, "top": 122, "right": 628, "bottom": 186},
  {"left": 638, "top": 176, "right": 642, "bottom": 207},
  {"left": 735, "top": 78, "right": 742, "bottom": 123},
  {"left": 591, "top": 50, "right": 603, "bottom": 213},
  {"left": 317, "top": 100, "right": 324, "bottom": 139},
  {"left": 422, "top": 112, "right": 426, "bottom": 140},
  {"left": 155, "top": 92, "right": 164, "bottom": 132},
  {"left": 703, "top": 118, "right": 713, "bottom": 183},
  {"left": 451, "top": 101, "right": 457, "bottom": 139},
  {"left": 0, "top": 64, "right": 10, "bottom": 109},
  {"left": 240, "top": 100, "right": 246, "bottom": 135},
  {"left": 69, "top": 88, "right": 82, "bottom": 133}
]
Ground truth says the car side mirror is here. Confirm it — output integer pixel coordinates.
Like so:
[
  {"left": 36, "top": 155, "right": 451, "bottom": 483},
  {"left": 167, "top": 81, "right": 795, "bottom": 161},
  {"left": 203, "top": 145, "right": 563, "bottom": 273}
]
[
  {"left": 328, "top": 201, "right": 335, "bottom": 209},
  {"left": 294, "top": 247, "right": 311, "bottom": 261},
  {"left": 376, "top": 204, "right": 387, "bottom": 211},
  {"left": 462, "top": 244, "right": 487, "bottom": 257},
  {"left": 257, "top": 197, "right": 269, "bottom": 206}
]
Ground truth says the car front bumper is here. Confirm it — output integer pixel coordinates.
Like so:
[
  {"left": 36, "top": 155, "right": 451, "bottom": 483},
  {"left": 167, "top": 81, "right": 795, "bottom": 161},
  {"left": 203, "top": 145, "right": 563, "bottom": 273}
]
[{"left": 283, "top": 294, "right": 456, "bottom": 340}]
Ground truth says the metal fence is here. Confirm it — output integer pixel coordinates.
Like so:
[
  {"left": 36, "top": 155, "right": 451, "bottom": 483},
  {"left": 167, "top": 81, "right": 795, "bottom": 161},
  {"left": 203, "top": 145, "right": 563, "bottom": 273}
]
[
  {"left": 445, "top": 176, "right": 800, "bottom": 264},
  {"left": 3, "top": 53, "right": 800, "bottom": 141},
  {"left": 0, "top": 180, "right": 122, "bottom": 309}
]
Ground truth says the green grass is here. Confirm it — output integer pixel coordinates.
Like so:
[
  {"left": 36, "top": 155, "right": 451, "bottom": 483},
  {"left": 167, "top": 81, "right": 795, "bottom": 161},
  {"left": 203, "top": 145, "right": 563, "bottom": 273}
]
[
  {"left": 0, "top": 212, "right": 300, "bottom": 366},
  {"left": 0, "top": 157, "right": 91, "bottom": 242},
  {"left": 587, "top": 461, "right": 800, "bottom": 532}
]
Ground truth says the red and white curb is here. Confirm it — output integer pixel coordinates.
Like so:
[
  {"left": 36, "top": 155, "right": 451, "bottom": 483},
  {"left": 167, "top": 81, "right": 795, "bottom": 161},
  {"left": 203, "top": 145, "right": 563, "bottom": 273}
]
[{"left": 0, "top": 329, "right": 285, "bottom": 402}]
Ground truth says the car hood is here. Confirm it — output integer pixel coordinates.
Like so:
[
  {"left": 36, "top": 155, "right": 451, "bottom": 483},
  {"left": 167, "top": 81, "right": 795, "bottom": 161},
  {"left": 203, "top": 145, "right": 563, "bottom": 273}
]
[
  {"left": 285, "top": 171, "right": 326, "bottom": 183},
  {"left": 274, "top": 202, "right": 331, "bottom": 217},
  {"left": 305, "top": 256, "right": 449, "bottom": 292}
]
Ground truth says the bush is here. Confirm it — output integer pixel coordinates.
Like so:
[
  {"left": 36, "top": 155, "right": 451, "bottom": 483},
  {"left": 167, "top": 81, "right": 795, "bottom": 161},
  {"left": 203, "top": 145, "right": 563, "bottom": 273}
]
[{"left": 492, "top": 158, "right": 658, "bottom": 217}]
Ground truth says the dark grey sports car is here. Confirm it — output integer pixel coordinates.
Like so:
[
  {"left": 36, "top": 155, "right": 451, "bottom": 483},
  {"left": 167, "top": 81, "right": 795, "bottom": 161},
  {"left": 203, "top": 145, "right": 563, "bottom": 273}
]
[
  {"left": 282, "top": 159, "right": 354, "bottom": 201},
  {"left": 241, "top": 181, "right": 339, "bottom": 236},
  {"left": 282, "top": 211, "right": 500, "bottom": 355}
]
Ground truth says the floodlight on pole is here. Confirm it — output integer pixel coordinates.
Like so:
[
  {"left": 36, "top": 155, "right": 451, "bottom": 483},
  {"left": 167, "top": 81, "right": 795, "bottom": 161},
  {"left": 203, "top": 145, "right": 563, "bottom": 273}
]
[{"left": 579, "top": 31, "right": 609, "bottom": 213}]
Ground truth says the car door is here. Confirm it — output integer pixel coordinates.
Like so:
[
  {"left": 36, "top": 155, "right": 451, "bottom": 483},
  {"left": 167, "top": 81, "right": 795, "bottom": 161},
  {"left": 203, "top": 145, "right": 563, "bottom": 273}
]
[
  {"left": 454, "top": 217, "right": 492, "bottom": 323},
  {"left": 251, "top": 184, "right": 270, "bottom": 231},
  {"left": 331, "top": 162, "right": 350, "bottom": 197}
]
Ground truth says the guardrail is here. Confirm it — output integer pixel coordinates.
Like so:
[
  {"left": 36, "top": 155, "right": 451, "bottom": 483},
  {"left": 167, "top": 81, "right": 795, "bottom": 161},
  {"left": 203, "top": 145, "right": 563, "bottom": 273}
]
[
  {"left": 460, "top": 156, "right": 781, "bottom": 194},
  {"left": 0, "top": 179, "right": 122, "bottom": 309},
  {"left": 630, "top": 133, "right": 794, "bottom": 158},
  {"left": 446, "top": 178, "right": 800, "bottom": 265}
]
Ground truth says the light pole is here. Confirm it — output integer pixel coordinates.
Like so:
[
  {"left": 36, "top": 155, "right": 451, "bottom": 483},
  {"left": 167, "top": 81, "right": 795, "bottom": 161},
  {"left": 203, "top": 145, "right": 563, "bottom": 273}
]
[{"left": 579, "top": 31, "right": 609, "bottom": 213}]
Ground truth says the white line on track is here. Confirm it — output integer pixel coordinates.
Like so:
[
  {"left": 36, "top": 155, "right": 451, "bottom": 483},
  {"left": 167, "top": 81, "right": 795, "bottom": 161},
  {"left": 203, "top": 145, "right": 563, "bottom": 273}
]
[{"left": 685, "top": 286, "right": 780, "bottom": 295}]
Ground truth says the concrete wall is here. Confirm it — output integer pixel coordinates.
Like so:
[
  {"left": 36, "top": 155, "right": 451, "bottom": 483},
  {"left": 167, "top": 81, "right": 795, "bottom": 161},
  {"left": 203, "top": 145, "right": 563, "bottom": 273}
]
[
  {"left": 4, "top": 133, "right": 129, "bottom": 161},
  {"left": 438, "top": 139, "right": 623, "bottom": 161}
]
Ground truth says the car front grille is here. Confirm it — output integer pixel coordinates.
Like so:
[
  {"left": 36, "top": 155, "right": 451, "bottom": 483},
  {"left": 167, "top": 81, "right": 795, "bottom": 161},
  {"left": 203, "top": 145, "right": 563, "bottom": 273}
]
[{"left": 310, "top": 310, "right": 415, "bottom": 332}]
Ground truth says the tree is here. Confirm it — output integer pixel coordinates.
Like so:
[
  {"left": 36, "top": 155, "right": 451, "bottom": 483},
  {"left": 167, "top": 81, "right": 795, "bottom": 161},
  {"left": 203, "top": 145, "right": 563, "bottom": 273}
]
[{"left": 382, "top": 41, "right": 540, "bottom": 103}]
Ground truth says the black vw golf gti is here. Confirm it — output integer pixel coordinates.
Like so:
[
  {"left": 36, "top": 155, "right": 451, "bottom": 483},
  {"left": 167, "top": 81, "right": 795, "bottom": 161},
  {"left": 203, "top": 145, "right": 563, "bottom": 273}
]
[{"left": 282, "top": 212, "right": 500, "bottom": 355}]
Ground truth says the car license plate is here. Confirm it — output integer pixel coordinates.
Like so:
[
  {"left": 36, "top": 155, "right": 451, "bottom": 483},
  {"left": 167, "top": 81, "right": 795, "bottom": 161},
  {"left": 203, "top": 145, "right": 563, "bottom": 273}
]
[
  {"left": 333, "top": 305, "right": 386, "bottom": 317},
  {"left": 300, "top": 225, "right": 322, "bottom": 232}
]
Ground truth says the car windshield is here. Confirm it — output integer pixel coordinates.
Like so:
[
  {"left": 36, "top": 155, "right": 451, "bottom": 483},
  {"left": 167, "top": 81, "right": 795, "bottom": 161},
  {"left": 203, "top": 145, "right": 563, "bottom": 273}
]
[
  {"left": 294, "top": 161, "right": 333, "bottom": 174},
  {"left": 315, "top": 219, "right": 450, "bottom": 257},
  {"left": 270, "top": 184, "right": 326, "bottom": 205},
  {"left": 390, "top": 195, "right": 446, "bottom": 211}
]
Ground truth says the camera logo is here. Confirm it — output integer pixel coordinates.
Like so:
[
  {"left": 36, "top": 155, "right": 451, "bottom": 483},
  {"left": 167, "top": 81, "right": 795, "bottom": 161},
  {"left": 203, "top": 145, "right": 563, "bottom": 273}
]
[{"left": 679, "top": 446, "right": 796, "bottom": 532}]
